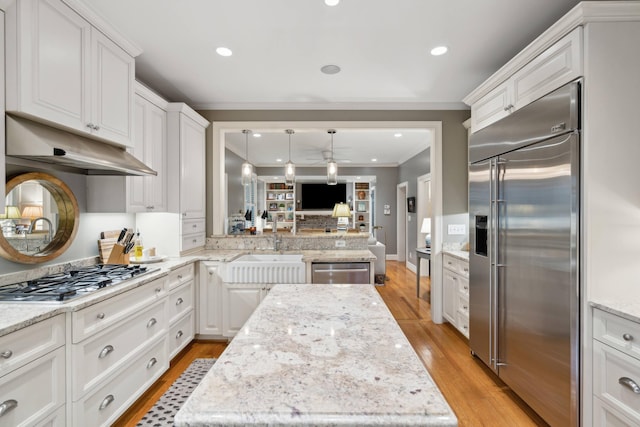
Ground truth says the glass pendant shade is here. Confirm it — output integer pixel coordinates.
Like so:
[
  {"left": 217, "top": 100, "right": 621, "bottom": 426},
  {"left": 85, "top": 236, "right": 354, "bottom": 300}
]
[
  {"left": 285, "top": 129, "right": 295, "bottom": 185},
  {"left": 241, "top": 129, "right": 253, "bottom": 186},
  {"left": 327, "top": 160, "right": 338, "bottom": 185},
  {"left": 241, "top": 162, "right": 253, "bottom": 186}
]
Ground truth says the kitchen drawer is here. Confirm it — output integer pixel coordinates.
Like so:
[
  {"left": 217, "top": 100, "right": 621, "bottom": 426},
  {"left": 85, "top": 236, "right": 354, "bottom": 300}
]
[
  {"left": 0, "top": 346, "right": 65, "bottom": 426},
  {"left": 182, "top": 232, "right": 205, "bottom": 252},
  {"left": 168, "top": 280, "right": 194, "bottom": 325},
  {"left": 443, "top": 254, "right": 469, "bottom": 278},
  {"left": 35, "top": 404, "right": 66, "bottom": 427},
  {"left": 593, "top": 396, "right": 638, "bottom": 427},
  {"left": 167, "top": 263, "right": 194, "bottom": 291},
  {"left": 593, "top": 339, "right": 640, "bottom": 423},
  {"left": 72, "top": 277, "right": 167, "bottom": 343},
  {"left": 457, "top": 275, "right": 469, "bottom": 296},
  {"left": 169, "top": 311, "right": 194, "bottom": 360},
  {"left": 71, "top": 299, "right": 167, "bottom": 400},
  {"left": 594, "top": 308, "right": 640, "bottom": 361},
  {"left": 0, "top": 314, "right": 64, "bottom": 374},
  {"left": 457, "top": 294, "right": 469, "bottom": 316},
  {"left": 183, "top": 218, "right": 205, "bottom": 235},
  {"left": 456, "top": 311, "right": 470, "bottom": 338},
  {"left": 72, "top": 336, "right": 168, "bottom": 427}
]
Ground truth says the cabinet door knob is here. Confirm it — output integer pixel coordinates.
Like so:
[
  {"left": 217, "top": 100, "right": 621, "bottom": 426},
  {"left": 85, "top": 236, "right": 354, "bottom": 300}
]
[
  {"left": 97, "top": 312, "right": 105, "bottom": 319},
  {"left": 146, "top": 357, "right": 158, "bottom": 369},
  {"left": 147, "top": 318, "right": 157, "bottom": 328},
  {"left": 623, "top": 333, "right": 634, "bottom": 341},
  {"left": 619, "top": 377, "right": 640, "bottom": 394},
  {"left": 176, "top": 330, "right": 184, "bottom": 339},
  {"left": 0, "top": 350, "right": 12, "bottom": 359},
  {"left": 98, "top": 345, "right": 115, "bottom": 359},
  {"left": 0, "top": 400, "right": 18, "bottom": 417},
  {"left": 99, "top": 395, "right": 115, "bottom": 411}
]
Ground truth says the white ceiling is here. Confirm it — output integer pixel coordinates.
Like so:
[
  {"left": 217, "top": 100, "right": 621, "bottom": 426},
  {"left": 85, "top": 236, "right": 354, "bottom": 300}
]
[{"left": 83, "top": 0, "right": 583, "bottom": 165}]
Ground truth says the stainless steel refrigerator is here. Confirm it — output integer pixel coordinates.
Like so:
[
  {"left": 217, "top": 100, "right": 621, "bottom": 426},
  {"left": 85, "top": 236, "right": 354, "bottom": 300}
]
[{"left": 469, "top": 81, "right": 580, "bottom": 427}]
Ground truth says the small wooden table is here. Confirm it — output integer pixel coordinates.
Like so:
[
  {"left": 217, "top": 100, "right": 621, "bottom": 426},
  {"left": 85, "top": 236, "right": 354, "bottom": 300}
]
[{"left": 416, "top": 247, "right": 431, "bottom": 298}]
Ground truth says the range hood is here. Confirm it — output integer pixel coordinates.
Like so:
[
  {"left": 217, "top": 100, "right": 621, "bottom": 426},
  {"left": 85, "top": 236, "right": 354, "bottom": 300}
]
[{"left": 6, "top": 115, "right": 157, "bottom": 176}]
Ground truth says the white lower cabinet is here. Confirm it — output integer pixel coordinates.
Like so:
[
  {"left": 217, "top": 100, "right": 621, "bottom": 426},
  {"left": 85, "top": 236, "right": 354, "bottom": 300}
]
[
  {"left": 222, "top": 284, "right": 271, "bottom": 338},
  {"left": 72, "top": 336, "right": 167, "bottom": 427},
  {"left": 442, "top": 253, "right": 469, "bottom": 338},
  {"left": 169, "top": 312, "right": 194, "bottom": 360},
  {"left": 0, "top": 314, "right": 65, "bottom": 426},
  {"left": 70, "top": 277, "right": 169, "bottom": 426},
  {"left": 198, "top": 261, "right": 223, "bottom": 337},
  {"left": 167, "top": 263, "right": 195, "bottom": 360},
  {"left": 593, "top": 307, "right": 640, "bottom": 425}
]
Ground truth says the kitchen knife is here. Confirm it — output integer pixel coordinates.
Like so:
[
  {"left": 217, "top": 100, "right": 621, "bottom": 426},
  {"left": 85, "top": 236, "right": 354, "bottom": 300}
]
[
  {"left": 123, "top": 230, "right": 134, "bottom": 245},
  {"left": 124, "top": 242, "right": 135, "bottom": 254},
  {"left": 117, "top": 228, "right": 127, "bottom": 244}
]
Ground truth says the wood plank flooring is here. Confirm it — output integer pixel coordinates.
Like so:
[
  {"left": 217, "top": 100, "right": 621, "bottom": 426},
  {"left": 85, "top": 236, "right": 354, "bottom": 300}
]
[{"left": 114, "top": 261, "right": 548, "bottom": 426}]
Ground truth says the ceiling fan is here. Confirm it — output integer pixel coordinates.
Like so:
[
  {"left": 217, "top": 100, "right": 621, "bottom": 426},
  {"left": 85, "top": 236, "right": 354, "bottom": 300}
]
[{"left": 304, "top": 149, "right": 352, "bottom": 165}]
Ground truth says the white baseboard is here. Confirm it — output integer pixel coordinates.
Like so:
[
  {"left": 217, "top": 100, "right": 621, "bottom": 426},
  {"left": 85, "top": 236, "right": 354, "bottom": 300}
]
[
  {"left": 407, "top": 261, "right": 417, "bottom": 274},
  {"left": 386, "top": 254, "right": 399, "bottom": 261}
]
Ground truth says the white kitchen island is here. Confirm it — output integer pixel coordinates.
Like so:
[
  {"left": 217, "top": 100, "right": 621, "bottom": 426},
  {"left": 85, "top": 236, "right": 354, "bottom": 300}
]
[{"left": 175, "top": 283, "right": 457, "bottom": 426}]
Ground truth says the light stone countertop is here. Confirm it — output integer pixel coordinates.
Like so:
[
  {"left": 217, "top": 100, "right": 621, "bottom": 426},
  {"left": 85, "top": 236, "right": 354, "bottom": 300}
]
[
  {"left": 443, "top": 250, "right": 469, "bottom": 261},
  {"left": 0, "top": 249, "right": 376, "bottom": 338},
  {"left": 174, "top": 283, "right": 458, "bottom": 427},
  {"left": 590, "top": 300, "right": 640, "bottom": 324}
]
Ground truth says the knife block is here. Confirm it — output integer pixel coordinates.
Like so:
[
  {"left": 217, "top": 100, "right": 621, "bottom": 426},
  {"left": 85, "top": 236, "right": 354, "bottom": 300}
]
[{"left": 106, "top": 243, "right": 130, "bottom": 265}]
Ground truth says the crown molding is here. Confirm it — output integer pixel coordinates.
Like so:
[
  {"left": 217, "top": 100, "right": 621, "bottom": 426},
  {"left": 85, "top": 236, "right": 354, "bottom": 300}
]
[{"left": 191, "top": 101, "right": 469, "bottom": 111}]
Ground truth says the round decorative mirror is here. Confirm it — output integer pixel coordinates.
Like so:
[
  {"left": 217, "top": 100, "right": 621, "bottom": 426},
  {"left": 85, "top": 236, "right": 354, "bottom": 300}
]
[{"left": 0, "top": 172, "right": 79, "bottom": 264}]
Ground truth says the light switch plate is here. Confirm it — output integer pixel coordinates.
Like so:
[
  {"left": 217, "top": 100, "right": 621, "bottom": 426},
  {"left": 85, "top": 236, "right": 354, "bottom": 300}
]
[
  {"left": 335, "top": 240, "right": 346, "bottom": 248},
  {"left": 448, "top": 224, "right": 466, "bottom": 235}
]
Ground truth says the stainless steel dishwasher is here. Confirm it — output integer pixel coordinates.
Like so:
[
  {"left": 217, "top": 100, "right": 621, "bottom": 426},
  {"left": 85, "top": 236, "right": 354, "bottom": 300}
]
[{"left": 311, "top": 262, "right": 370, "bottom": 284}]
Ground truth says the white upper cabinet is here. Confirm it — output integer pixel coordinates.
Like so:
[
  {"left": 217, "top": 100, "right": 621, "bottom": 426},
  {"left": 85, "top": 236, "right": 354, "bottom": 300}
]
[
  {"left": 5, "top": 0, "right": 140, "bottom": 148},
  {"left": 468, "top": 27, "right": 582, "bottom": 132}
]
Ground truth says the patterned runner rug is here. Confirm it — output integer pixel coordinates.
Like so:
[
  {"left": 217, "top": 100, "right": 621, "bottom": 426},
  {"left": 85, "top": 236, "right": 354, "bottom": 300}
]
[{"left": 136, "top": 358, "right": 216, "bottom": 426}]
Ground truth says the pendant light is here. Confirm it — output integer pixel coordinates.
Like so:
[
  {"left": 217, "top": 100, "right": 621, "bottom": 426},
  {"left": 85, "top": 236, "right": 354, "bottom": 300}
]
[
  {"left": 327, "top": 129, "right": 338, "bottom": 185},
  {"left": 285, "top": 129, "right": 296, "bottom": 185},
  {"left": 241, "top": 129, "right": 253, "bottom": 186}
]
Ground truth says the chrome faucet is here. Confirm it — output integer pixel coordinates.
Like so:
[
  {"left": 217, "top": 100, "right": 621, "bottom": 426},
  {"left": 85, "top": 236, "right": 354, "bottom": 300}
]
[
  {"left": 272, "top": 217, "right": 278, "bottom": 233},
  {"left": 27, "top": 217, "right": 53, "bottom": 243}
]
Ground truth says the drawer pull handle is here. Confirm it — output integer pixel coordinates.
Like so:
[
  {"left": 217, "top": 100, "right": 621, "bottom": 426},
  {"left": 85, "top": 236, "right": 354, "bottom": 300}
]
[
  {"left": 192, "top": 224, "right": 197, "bottom": 228},
  {"left": 0, "top": 350, "right": 12, "bottom": 359},
  {"left": 463, "top": 305, "right": 468, "bottom": 310},
  {"left": 147, "top": 318, "right": 157, "bottom": 328},
  {"left": 99, "top": 395, "right": 114, "bottom": 411},
  {"left": 463, "top": 267, "right": 469, "bottom": 272},
  {"left": 0, "top": 400, "right": 18, "bottom": 417},
  {"left": 97, "top": 312, "right": 105, "bottom": 319},
  {"left": 176, "top": 297, "right": 184, "bottom": 306},
  {"left": 463, "top": 286, "right": 469, "bottom": 291},
  {"left": 623, "top": 333, "right": 634, "bottom": 342},
  {"left": 619, "top": 377, "right": 640, "bottom": 394},
  {"left": 155, "top": 288, "right": 162, "bottom": 293},
  {"left": 147, "top": 357, "right": 158, "bottom": 369},
  {"left": 176, "top": 330, "right": 184, "bottom": 339},
  {"left": 177, "top": 274, "right": 183, "bottom": 280},
  {"left": 99, "top": 345, "right": 114, "bottom": 359}
]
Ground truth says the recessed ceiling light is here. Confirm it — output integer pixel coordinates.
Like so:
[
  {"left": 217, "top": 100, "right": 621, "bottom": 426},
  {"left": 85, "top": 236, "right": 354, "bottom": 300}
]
[
  {"left": 276, "top": 158, "right": 283, "bottom": 163},
  {"left": 430, "top": 46, "right": 448, "bottom": 56},
  {"left": 371, "top": 158, "right": 378, "bottom": 162},
  {"left": 216, "top": 47, "right": 232, "bottom": 57},
  {"left": 253, "top": 133, "right": 261, "bottom": 138},
  {"left": 394, "top": 133, "right": 402, "bottom": 138},
  {"left": 325, "top": 0, "right": 340, "bottom": 6},
  {"left": 321, "top": 64, "right": 341, "bottom": 75}
]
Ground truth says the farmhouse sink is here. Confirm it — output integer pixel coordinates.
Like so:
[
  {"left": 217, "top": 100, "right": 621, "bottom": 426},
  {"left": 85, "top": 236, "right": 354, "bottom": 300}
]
[{"left": 223, "top": 253, "right": 305, "bottom": 283}]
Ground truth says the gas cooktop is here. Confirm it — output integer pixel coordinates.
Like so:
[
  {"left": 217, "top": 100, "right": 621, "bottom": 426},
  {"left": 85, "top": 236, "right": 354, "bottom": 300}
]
[{"left": 0, "top": 264, "right": 159, "bottom": 303}]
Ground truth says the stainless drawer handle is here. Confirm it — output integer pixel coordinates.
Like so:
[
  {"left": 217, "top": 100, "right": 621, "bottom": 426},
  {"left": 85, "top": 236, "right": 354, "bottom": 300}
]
[
  {"left": 155, "top": 287, "right": 162, "bottom": 293},
  {"left": 0, "top": 400, "right": 18, "bottom": 417},
  {"left": 463, "top": 267, "right": 469, "bottom": 272},
  {"left": 99, "top": 345, "right": 114, "bottom": 359},
  {"left": 177, "top": 274, "right": 183, "bottom": 279},
  {"left": 623, "top": 333, "right": 634, "bottom": 342},
  {"left": 147, "top": 357, "right": 158, "bottom": 369},
  {"left": 463, "top": 286, "right": 469, "bottom": 291},
  {"left": 463, "top": 305, "right": 468, "bottom": 310},
  {"left": 147, "top": 318, "right": 157, "bottom": 328},
  {"left": 99, "top": 395, "right": 114, "bottom": 411},
  {"left": 176, "top": 297, "right": 184, "bottom": 306},
  {"left": 0, "top": 350, "right": 12, "bottom": 359},
  {"left": 619, "top": 377, "right": 640, "bottom": 394},
  {"left": 176, "top": 330, "right": 183, "bottom": 339},
  {"left": 97, "top": 312, "right": 105, "bottom": 319},
  {"left": 192, "top": 224, "right": 197, "bottom": 228}
]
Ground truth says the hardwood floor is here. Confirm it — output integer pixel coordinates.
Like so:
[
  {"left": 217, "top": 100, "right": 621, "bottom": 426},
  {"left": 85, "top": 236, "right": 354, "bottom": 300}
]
[{"left": 115, "top": 260, "right": 547, "bottom": 426}]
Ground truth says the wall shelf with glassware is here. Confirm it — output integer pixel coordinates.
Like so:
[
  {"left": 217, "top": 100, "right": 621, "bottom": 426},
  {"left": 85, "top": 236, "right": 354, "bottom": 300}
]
[
  {"left": 265, "top": 182, "right": 296, "bottom": 231},
  {"left": 353, "top": 182, "right": 371, "bottom": 233}
]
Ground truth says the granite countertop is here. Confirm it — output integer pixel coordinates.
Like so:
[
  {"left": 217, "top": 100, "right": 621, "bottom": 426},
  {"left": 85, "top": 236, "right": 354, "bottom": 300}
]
[
  {"left": 590, "top": 300, "right": 640, "bottom": 324},
  {"left": 0, "top": 249, "right": 376, "bottom": 338},
  {"left": 443, "top": 250, "right": 469, "bottom": 261},
  {"left": 174, "top": 283, "right": 457, "bottom": 427}
]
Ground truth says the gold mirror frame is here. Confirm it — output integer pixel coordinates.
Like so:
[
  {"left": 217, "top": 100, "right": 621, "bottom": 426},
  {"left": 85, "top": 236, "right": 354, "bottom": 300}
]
[{"left": 0, "top": 172, "right": 79, "bottom": 264}]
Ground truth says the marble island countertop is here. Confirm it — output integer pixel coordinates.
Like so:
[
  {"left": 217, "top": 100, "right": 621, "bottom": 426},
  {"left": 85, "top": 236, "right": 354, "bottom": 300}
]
[
  {"left": 589, "top": 299, "right": 640, "bottom": 324},
  {"left": 174, "top": 283, "right": 457, "bottom": 427},
  {"left": 0, "top": 249, "right": 376, "bottom": 338}
]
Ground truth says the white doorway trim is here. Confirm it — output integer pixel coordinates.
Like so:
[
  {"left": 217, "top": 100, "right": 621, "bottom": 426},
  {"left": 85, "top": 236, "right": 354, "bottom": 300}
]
[
  {"left": 396, "top": 182, "right": 408, "bottom": 264},
  {"left": 416, "top": 173, "right": 431, "bottom": 275},
  {"left": 210, "top": 120, "right": 444, "bottom": 324}
]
